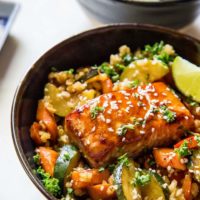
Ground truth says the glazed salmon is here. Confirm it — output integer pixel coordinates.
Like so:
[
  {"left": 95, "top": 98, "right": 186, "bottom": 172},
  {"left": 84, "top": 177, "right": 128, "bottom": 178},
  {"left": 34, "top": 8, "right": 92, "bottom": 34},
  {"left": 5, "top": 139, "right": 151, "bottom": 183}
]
[{"left": 65, "top": 82, "right": 194, "bottom": 167}]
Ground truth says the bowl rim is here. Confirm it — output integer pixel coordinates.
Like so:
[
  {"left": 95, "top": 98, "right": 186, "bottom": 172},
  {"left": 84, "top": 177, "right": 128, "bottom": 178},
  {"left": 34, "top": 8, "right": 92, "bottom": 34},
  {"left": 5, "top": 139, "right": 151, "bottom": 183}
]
[
  {"left": 11, "top": 23, "right": 200, "bottom": 200},
  {"left": 112, "top": 0, "right": 198, "bottom": 6}
]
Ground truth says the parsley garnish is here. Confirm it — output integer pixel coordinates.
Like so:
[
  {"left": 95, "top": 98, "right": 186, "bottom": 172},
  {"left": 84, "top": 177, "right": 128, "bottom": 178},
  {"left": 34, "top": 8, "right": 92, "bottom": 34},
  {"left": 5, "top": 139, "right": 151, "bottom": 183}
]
[
  {"left": 63, "top": 153, "right": 70, "bottom": 161},
  {"left": 133, "top": 171, "right": 151, "bottom": 186},
  {"left": 147, "top": 159, "right": 156, "bottom": 167},
  {"left": 155, "top": 52, "right": 174, "bottom": 65},
  {"left": 129, "top": 80, "right": 140, "bottom": 88},
  {"left": 122, "top": 54, "right": 133, "bottom": 66},
  {"left": 134, "top": 93, "right": 139, "bottom": 98},
  {"left": 115, "top": 63, "right": 126, "bottom": 72},
  {"left": 174, "top": 140, "right": 191, "bottom": 157},
  {"left": 108, "top": 164, "right": 115, "bottom": 173},
  {"left": 65, "top": 68, "right": 74, "bottom": 74},
  {"left": 143, "top": 41, "right": 164, "bottom": 57},
  {"left": 185, "top": 96, "right": 199, "bottom": 107},
  {"left": 36, "top": 167, "right": 61, "bottom": 197},
  {"left": 51, "top": 67, "right": 58, "bottom": 72},
  {"left": 160, "top": 105, "right": 176, "bottom": 123},
  {"left": 98, "top": 63, "right": 119, "bottom": 82},
  {"left": 67, "top": 187, "right": 73, "bottom": 195},
  {"left": 90, "top": 106, "right": 104, "bottom": 119},
  {"left": 194, "top": 135, "right": 200, "bottom": 146},
  {"left": 118, "top": 153, "right": 129, "bottom": 166},
  {"left": 98, "top": 167, "right": 105, "bottom": 172},
  {"left": 33, "top": 154, "right": 40, "bottom": 165},
  {"left": 117, "top": 124, "right": 135, "bottom": 136}
]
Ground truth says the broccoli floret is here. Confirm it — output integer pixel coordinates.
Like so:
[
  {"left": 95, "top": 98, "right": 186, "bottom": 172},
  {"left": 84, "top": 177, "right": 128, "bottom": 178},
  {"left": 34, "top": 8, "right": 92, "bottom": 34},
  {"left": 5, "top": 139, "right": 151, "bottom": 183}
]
[{"left": 36, "top": 167, "right": 61, "bottom": 197}]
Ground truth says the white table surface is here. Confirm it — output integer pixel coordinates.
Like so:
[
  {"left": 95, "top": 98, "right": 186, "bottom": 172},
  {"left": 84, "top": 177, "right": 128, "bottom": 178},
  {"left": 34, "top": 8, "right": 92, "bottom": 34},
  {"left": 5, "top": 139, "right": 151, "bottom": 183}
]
[{"left": 0, "top": 0, "right": 199, "bottom": 199}]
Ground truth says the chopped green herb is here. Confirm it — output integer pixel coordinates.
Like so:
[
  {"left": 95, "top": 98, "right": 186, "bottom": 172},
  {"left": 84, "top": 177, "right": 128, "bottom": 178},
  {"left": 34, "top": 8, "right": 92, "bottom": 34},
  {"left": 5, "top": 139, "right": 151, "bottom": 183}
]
[
  {"left": 115, "top": 63, "right": 126, "bottom": 72},
  {"left": 117, "top": 124, "right": 135, "bottom": 136},
  {"left": 64, "top": 153, "right": 70, "bottom": 161},
  {"left": 133, "top": 171, "right": 151, "bottom": 186},
  {"left": 194, "top": 135, "right": 200, "bottom": 146},
  {"left": 67, "top": 187, "right": 73, "bottom": 195},
  {"left": 133, "top": 93, "right": 139, "bottom": 98},
  {"left": 90, "top": 106, "right": 105, "bottom": 119},
  {"left": 33, "top": 154, "right": 40, "bottom": 165},
  {"left": 108, "top": 164, "right": 115, "bottom": 173},
  {"left": 133, "top": 117, "right": 145, "bottom": 126},
  {"left": 143, "top": 41, "right": 164, "bottom": 57},
  {"left": 51, "top": 67, "right": 58, "bottom": 72},
  {"left": 160, "top": 105, "right": 176, "bottom": 123},
  {"left": 65, "top": 68, "right": 74, "bottom": 74},
  {"left": 151, "top": 107, "right": 159, "bottom": 114},
  {"left": 122, "top": 54, "right": 133, "bottom": 66},
  {"left": 99, "top": 63, "right": 119, "bottom": 82},
  {"left": 36, "top": 167, "right": 61, "bottom": 197},
  {"left": 147, "top": 159, "right": 156, "bottom": 167},
  {"left": 98, "top": 167, "right": 105, "bottom": 172},
  {"left": 174, "top": 140, "right": 191, "bottom": 157},
  {"left": 118, "top": 153, "right": 129, "bottom": 166},
  {"left": 129, "top": 80, "right": 140, "bottom": 88},
  {"left": 185, "top": 96, "right": 199, "bottom": 107},
  {"left": 154, "top": 52, "right": 174, "bottom": 65}
]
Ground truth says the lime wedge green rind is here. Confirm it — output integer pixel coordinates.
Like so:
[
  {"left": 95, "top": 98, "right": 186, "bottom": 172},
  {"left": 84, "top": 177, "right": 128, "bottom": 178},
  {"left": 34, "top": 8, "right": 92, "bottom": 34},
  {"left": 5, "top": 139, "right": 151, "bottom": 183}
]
[{"left": 172, "top": 56, "right": 200, "bottom": 103}]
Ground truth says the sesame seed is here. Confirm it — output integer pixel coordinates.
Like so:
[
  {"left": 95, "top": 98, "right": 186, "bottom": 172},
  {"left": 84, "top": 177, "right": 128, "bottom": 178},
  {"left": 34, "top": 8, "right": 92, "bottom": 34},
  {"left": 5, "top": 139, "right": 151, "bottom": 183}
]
[
  {"left": 151, "top": 99, "right": 159, "bottom": 104},
  {"left": 77, "top": 131, "right": 82, "bottom": 137},
  {"left": 140, "top": 130, "right": 145, "bottom": 134},
  {"left": 99, "top": 114, "right": 106, "bottom": 122},
  {"left": 106, "top": 119, "right": 111, "bottom": 123},
  {"left": 100, "top": 185, "right": 104, "bottom": 191},
  {"left": 103, "top": 101, "right": 108, "bottom": 108},
  {"left": 122, "top": 137, "right": 126, "bottom": 142},
  {"left": 151, "top": 127, "right": 155, "bottom": 133},
  {"left": 139, "top": 95, "right": 144, "bottom": 100},
  {"left": 125, "top": 107, "right": 130, "bottom": 112},
  {"left": 184, "top": 116, "right": 189, "bottom": 120},
  {"left": 153, "top": 93, "right": 158, "bottom": 97},
  {"left": 108, "top": 127, "right": 114, "bottom": 132},
  {"left": 91, "top": 126, "right": 96, "bottom": 132},
  {"left": 107, "top": 109, "right": 112, "bottom": 114},
  {"left": 110, "top": 101, "right": 118, "bottom": 110}
]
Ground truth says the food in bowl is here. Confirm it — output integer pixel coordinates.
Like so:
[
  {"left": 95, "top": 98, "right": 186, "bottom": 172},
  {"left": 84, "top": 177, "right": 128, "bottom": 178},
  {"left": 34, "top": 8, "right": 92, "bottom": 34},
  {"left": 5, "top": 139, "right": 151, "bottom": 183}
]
[{"left": 29, "top": 41, "right": 200, "bottom": 200}]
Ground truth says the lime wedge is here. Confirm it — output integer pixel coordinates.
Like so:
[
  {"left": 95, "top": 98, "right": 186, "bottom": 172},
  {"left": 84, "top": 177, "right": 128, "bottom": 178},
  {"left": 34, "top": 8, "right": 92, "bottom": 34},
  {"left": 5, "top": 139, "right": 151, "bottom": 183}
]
[{"left": 172, "top": 56, "right": 200, "bottom": 102}]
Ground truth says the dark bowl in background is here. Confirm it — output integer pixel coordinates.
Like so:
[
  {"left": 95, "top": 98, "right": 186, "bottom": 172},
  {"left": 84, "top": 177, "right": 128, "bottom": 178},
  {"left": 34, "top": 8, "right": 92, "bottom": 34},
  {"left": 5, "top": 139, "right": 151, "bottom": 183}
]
[
  {"left": 11, "top": 24, "right": 200, "bottom": 199},
  {"left": 78, "top": 0, "right": 200, "bottom": 28}
]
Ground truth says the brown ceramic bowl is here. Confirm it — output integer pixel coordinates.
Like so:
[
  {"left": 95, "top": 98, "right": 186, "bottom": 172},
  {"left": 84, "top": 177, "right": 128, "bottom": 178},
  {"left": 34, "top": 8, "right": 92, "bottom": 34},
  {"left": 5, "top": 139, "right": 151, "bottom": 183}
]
[{"left": 11, "top": 24, "right": 200, "bottom": 200}]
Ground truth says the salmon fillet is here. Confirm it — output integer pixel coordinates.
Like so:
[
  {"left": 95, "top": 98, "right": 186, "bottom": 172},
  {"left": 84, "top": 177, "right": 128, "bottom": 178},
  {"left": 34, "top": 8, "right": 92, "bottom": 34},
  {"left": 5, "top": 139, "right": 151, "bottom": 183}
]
[{"left": 65, "top": 82, "right": 194, "bottom": 167}]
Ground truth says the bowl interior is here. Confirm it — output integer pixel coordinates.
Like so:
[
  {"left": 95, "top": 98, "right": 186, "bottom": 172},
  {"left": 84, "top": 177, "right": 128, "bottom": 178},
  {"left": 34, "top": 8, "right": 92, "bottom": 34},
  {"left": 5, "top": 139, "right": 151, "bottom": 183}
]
[{"left": 11, "top": 24, "right": 200, "bottom": 199}]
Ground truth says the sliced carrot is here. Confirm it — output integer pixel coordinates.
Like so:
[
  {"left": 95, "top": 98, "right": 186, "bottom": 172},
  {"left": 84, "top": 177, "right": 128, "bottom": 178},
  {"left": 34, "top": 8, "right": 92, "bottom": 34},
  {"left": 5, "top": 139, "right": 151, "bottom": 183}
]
[
  {"left": 101, "top": 77, "right": 113, "bottom": 94},
  {"left": 174, "top": 136, "right": 198, "bottom": 149},
  {"left": 88, "top": 183, "right": 116, "bottom": 200},
  {"left": 153, "top": 148, "right": 186, "bottom": 170},
  {"left": 38, "top": 147, "right": 58, "bottom": 176},
  {"left": 30, "top": 122, "right": 43, "bottom": 145},
  {"left": 182, "top": 174, "right": 192, "bottom": 200},
  {"left": 36, "top": 100, "right": 58, "bottom": 142},
  {"left": 71, "top": 169, "right": 110, "bottom": 189}
]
